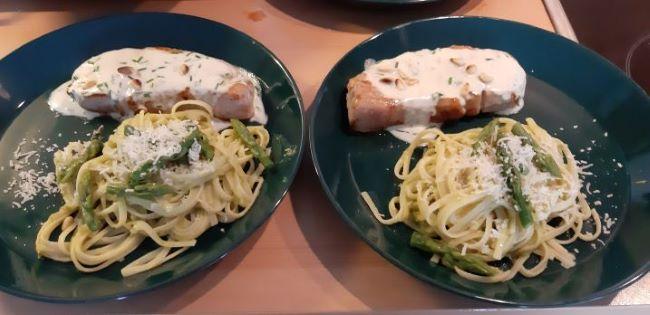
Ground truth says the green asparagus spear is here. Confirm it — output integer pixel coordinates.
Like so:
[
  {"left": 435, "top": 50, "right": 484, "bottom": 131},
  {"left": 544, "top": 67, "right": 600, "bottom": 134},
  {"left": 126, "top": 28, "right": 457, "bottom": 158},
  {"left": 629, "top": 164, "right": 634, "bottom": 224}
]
[
  {"left": 410, "top": 231, "right": 447, "bottom": 254},
  {"left": 409, "top": 232, "right": 496, "bottom": 276},
  {"left": 56, "top": 134, "right": 103, "bottom": 184},
  {"left": 196, "top": 130, "right": 214, "bottom": 160},
  {"left": 511, "top": 123, "right": 562, "bottom": 177},
  {"left": 495, "top": 136, "right": 534, "bottom": 227},
  {"left": 107, "top": 182, "right": 173, "bottom": 200},
  {"left": 127, "top": 127, "right": 214, "bottom": 187},
  {"left": 472, "top": 119, "right": 499, "bottom": 151},
  {"left": 128, "top": 160, "right": 157, "bottom": 187},
  {"left": 441, "top": 253, "right": 455, "bottom": 270},
  {"left": 449, "top": 251, "right": 497, "bottom": 276},
  {"left": 77, "top": 171, "right": 99, "bottom": 231},
  {"left": 81, "top": 194, "right": 99, "bottom": 231},
  {"left": 231, "top": 119, "right": 274, "bottom": 168}
]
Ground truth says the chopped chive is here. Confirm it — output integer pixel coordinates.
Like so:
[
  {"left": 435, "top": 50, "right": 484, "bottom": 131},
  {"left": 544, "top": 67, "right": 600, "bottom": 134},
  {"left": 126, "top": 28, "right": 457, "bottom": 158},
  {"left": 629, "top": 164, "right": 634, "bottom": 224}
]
[
  {"left": 132, "top": 56, "right": 143, "bottom": 63},
  {"left": 448, "top": 77, "right": 453, "bottom": 84},
  {"left": 137, "top": 67, "right": 147, "bottom": 72},
  {"left": 143, "top": 92, "right": 151, "bottom": 98},
  {"left": 146, "top": 78, "right": 154, "bottom": 83}
]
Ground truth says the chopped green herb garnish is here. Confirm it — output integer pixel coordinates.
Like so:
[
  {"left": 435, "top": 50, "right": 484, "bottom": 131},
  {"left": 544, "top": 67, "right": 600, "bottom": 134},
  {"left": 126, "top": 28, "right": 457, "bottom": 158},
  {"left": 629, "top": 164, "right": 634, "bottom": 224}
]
[
  {"left": 132, "top": 56, "right": 143, "bottom": 63},
  {"left": 137, "top": 67, "right": 147, "bottom": 72},
  {"left": 146, "top": 78, "right": 154, "bottom": 84},
  {"left": 448, "top": 77, "right": 453, "bottom": 84},
  {"left": 143, "top": 92, "right": 151, "bottom": 98}
]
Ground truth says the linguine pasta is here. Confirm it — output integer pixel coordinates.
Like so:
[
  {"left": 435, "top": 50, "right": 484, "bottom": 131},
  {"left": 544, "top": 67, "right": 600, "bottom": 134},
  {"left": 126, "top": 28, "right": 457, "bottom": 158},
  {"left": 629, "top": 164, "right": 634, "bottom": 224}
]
[
  {"left": 36, "top": 100, "right": 269, "bottom": 277},
  {"left": 363, "top": 118, "right": 601, "bottom": 282}
]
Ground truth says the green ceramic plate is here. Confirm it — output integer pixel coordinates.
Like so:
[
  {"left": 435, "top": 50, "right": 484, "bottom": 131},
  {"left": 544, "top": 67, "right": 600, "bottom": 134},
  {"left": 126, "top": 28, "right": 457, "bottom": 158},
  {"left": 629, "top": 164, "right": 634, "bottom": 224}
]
[
  {"left": 310, "top": 16, "right": 649, "bottom": 306},
  {"left": 0, "top": 13, "right": 304, "bottom": 302}
]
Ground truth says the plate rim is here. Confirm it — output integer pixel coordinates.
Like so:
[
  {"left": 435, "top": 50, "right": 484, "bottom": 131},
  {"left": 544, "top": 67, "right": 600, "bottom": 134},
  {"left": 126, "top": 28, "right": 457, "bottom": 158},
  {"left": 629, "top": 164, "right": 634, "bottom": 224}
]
[
  {"left": 309, "top": 15, "right": 649, "bottom": 306},
  {"left": 0, "top": 12, "right": 306, "bottom": 303}
]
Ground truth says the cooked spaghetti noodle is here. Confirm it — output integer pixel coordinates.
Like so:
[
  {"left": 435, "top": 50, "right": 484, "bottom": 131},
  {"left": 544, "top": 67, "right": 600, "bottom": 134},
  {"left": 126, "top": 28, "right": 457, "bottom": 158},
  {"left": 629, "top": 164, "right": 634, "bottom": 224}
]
[
  {"left": 363, "top": 117, "right": 601, "bottom": 282},
  {"left": 36, "top": 100, "right": 269, "bottom": 277}
]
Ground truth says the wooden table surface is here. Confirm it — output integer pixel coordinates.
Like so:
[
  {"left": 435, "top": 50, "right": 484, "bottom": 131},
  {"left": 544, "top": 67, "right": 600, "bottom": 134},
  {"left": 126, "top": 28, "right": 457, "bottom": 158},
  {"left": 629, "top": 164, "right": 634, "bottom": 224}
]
[{"left": 0, "top": 0, "right": 647, "bottom": 313}]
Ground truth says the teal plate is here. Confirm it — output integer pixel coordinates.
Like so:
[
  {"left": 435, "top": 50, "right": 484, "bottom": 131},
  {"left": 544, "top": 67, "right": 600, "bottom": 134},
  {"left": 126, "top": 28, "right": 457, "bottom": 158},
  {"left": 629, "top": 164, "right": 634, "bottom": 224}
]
[
  {"left": 0, "top": 13, "right": 304, "bottom": 302},
  {"left": 310, "top": 16, "right": 650, "bottom": 306}
]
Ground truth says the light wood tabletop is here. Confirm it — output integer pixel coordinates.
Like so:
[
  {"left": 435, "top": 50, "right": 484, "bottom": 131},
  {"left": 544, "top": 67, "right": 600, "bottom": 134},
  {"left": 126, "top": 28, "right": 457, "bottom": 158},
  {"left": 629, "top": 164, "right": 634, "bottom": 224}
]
[{"left": 0, "top": 0, "right": 647, "bottom": 313}]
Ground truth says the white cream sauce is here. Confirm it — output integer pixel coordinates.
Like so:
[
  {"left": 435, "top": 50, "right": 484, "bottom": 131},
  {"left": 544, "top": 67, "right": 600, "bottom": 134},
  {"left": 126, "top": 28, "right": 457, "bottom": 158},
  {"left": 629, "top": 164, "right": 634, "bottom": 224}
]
[
  {"left": 210, "top": 118, "right": 231, "bottom": 132},
  {"left": 387, "top": 123, "right": 441, "bottom": 143},
  {"left": 48, "top": 47, "right": 268, "bottom": 124},
  {"left": 365, "top": 47, "right": 526, "bottom": 143},
  {"left": 47, "top": 81, "right": 100, "bottom": 119}
]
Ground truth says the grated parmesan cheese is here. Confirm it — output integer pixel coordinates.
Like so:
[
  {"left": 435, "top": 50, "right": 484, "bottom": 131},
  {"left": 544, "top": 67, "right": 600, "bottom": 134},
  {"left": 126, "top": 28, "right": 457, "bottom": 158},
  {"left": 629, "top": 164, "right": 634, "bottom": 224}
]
[
  {"left": 602, "top": 212, "right": 617, "bottom": 235},
  {"left": 3, "top": 138, "right": 59, "bottom": 209},
  {"left": 498, "top": 135, "right": 577, "bottom": 221},
  {"left": 188, "top": 140, "right": 201, "bottom": 164},
  {"left": 116, "top": 119, "right": 197, "bottom": 170}
]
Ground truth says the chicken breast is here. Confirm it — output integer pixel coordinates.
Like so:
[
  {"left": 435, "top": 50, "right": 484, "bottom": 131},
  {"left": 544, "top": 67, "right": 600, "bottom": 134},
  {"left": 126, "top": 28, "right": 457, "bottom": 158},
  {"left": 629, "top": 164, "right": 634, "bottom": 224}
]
[
  {"left": 347, "top": 45, "right": 526, "bottom": 132},
  {"left": 64, "top": 47, "right": 263, "bottom": 121}
]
